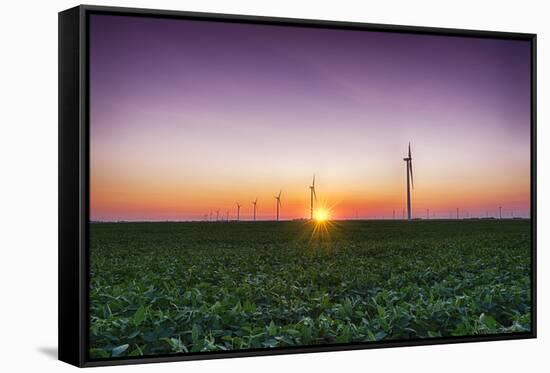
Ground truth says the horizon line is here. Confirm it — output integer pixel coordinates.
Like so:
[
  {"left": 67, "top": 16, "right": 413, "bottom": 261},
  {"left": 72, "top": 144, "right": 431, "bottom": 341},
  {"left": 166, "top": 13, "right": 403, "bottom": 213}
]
[{"left": 90, "top": 217, "right": 531, "bottom": 223}]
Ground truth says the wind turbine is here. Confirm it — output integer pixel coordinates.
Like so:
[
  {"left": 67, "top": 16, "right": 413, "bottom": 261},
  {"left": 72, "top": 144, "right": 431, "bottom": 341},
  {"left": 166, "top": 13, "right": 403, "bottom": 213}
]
[
  {"left": 309, "top": 174, "right": 317, "bottom": 220},
  {"left": 403, "top": 143, "right": 414, "bottom": 221},
  {"left": 226, "top": 210, "right": 229, "bottom": 222},
  {"left": 499, "top": 206, "right": 502, "bottom": 219},
  {"left": 252, "top": 198, "right": 258, "bottom": 221},
  {"left": 215, "top": 210, "right": 220, "bottom": 222},
  {"left": 275, "top": 190, "right": 282, "bottom": 221},
  {"left": 236, "top": 202, "right": 241, "bottom": 221}
]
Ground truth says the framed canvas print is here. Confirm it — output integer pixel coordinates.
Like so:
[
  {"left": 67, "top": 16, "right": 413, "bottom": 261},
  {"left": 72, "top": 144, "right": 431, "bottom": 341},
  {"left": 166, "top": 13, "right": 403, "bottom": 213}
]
[{"left": 58, "top": 5, "right": 537, "bottom": 367}]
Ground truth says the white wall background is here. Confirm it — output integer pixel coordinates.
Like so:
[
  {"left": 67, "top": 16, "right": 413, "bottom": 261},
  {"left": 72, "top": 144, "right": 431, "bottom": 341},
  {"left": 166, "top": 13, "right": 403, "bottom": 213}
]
[{"left": 0, "top": 0, "right": 547, "bottom": 371}]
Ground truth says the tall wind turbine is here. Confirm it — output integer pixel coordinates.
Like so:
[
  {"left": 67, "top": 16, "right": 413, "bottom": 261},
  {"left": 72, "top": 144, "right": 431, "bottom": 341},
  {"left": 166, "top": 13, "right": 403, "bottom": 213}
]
[
  {"left": 403, "top": 143, "right": 414, "bottom": 221},
  {"left": 275, "top": 190, "right": 282, "bottom": 221},
  {"left": 252, "top": 198, "right": 258, "bottom": 221},
  {"left": 236, "top": 202, "right": 241, "bottom": 221},
  {"left": 216, "top": 210, "right": 220, "bottom": 222},
  {"left": 309, "top": 174, "right": 317, "bottom": 220}
]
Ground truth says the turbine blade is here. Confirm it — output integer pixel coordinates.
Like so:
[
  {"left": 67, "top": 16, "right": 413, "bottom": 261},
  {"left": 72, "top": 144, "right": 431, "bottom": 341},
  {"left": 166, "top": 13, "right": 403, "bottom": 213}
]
[
  {"left": 312, "top": 174, "right": 315, "bottom": 187},
  {"left": 409, "top": 161, "right": 414, "bottom": 189},
  {"left": 313, "top": 188, "right": 317, "bottom": 200},
  {"left": 408, "top": 142, "right": 411, "bottom": 159}
]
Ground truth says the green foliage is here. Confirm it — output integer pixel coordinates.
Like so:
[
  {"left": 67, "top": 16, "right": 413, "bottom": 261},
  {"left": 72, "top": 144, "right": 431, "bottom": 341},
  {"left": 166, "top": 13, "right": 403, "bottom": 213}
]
[
  {"left": 89, "top": 220, "right": 531, "bottom": 358},
  {"left": 133, "top": 305, "right": 146, "bottom": 326},
  {"left": 111, "top": 344, "right": 129, "bottom": 357}
]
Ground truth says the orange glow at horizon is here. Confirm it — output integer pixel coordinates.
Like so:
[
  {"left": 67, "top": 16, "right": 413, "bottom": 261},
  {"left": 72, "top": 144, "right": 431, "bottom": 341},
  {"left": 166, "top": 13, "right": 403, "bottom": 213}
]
[
  {"left": 90, "top": 122, "right": 531, "bottom": 221},
  {"left": 90, "top": 162, "right": 530, "bottom": 221}
]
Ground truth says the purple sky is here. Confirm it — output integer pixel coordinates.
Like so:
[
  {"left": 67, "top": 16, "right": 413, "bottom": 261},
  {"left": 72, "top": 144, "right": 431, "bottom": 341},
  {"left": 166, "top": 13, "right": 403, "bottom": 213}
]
[{"left": 89, "top": 14, "right": 531, "bottom": 221}]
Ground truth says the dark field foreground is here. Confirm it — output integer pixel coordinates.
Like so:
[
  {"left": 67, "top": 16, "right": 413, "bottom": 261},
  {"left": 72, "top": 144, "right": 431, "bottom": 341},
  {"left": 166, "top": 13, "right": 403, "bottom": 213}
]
[{"left": 89, "top": 220, "right": 531, "bottom": 358}]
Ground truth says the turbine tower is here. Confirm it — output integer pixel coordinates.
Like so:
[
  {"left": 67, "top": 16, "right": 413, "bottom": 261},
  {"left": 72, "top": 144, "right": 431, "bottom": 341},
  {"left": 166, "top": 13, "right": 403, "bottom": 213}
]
[
  {"left": 275, "top": 190, "right": 282, "bottom": 221},
  {"left": 236, "top": 202, "right": 241, "bottom": 221},
  {"left": 215, "top": 210, "right": 220, "bottom": 222},
  {"left": 403, "top": 143, "right": 414, "bottom": 221},
  {"left": 309, "top": 174, "right": 317, "bottom": 220},
  {"left": 252, "top": 198, "right": 258, "bottom": 221}
]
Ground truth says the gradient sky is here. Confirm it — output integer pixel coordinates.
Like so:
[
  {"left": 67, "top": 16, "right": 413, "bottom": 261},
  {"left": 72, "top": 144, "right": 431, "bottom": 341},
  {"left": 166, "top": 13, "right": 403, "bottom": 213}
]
[{"left": 89, "top": 14, "right": 531, "bottom": 221}]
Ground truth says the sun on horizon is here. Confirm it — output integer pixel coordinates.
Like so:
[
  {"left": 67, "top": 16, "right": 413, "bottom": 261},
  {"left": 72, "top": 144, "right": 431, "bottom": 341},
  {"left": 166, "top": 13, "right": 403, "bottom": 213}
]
[{"left": 314, "top": 208, "right": 330, "bottom": 223}]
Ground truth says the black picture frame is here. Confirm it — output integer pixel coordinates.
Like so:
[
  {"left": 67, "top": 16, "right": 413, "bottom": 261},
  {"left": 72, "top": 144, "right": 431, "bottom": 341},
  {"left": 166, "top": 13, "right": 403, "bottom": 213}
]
[{"left": 59, "top": 4, "right": 537, "bottom": 367}]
